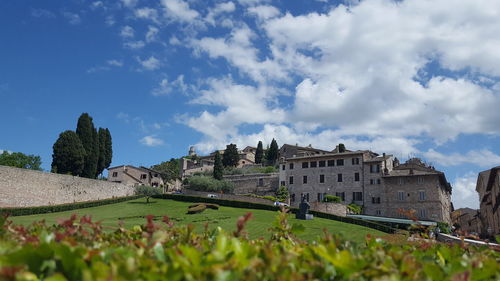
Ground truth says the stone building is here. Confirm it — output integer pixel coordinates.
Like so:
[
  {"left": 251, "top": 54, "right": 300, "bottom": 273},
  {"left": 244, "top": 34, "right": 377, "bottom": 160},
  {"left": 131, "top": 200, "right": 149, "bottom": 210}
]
[
  {"left": 452, "top": 208, "right": 482, "bottom": 234},
  {"left": 476, "top": 166, "right": 500, "bottom": 237},
  {"left": 108, "top": 165, "right": 164, "bottom": 187},
  {"left": 279, "top": 145, "right": 452, "bottom": 224}
]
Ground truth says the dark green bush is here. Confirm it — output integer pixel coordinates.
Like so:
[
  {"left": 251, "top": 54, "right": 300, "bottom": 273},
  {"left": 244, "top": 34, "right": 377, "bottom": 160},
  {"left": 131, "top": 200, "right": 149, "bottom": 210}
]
[
  {"left": 323, "top": 195, "right": 341, "bottom": 203},
  {"left": 0, "top": 195, "right": 143, "bottom": 216}
]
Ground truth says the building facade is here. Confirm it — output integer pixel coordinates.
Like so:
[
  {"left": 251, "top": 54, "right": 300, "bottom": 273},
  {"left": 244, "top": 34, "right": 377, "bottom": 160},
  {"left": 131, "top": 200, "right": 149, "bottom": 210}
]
[
  {"left": 279, "top": 145, "right": 452, "bottom": 224},
  {"left": 476, "top": 167, "right": 500, "bottom": 237},
  {"left": 108, "top": 165, "right": 164, "bottom": 187}
]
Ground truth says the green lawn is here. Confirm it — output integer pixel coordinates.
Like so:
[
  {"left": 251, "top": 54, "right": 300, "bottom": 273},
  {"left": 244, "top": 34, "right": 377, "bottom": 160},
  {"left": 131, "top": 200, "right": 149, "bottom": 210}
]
[{"left": 10, "top": 198, "right": 385, "bottom": 243}]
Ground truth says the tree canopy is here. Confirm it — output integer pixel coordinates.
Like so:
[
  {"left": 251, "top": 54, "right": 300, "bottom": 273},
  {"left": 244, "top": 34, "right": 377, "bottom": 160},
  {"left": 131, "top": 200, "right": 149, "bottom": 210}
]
[
  {"left": 76, "top": 113, "right": 99, "bottom": 178},
  {"left": 255, "top": 141, "right": 264, "bottom": 164},
  {"left": 222, "top": 144, "right": 239, "bottom": 167},
  {"left": 150, "top": 158, "right": 180, "bottom": 183},
  {"left": 265, "top": 138, "right": 279, "bottom": 166},
  {"left": 0, "top": 151, "right": 42, "bottom": 170},
  {"left": 51, "top": 130, "right": 86, "bottom": 176},
  {"left": 213, "top": 151, "right": 223, "bottom": 180},
  {"left": 96, "top": 128, "right": 112, "bottom": 177}
]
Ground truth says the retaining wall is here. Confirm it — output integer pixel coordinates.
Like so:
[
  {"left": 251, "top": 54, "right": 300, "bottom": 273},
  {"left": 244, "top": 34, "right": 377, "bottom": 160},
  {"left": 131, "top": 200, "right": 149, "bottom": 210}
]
[{"left": 0, "top": 165, "right": 135, "bottom": 207}]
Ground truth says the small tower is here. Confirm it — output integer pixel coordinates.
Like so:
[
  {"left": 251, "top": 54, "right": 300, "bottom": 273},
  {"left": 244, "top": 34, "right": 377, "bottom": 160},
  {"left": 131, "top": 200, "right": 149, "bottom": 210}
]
[{"left": 188, "top": 146, "right": 196, "bottom": 157}]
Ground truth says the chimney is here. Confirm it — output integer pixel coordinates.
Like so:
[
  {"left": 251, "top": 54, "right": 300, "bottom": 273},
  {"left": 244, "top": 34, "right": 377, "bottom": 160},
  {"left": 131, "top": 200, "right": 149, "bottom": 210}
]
[{"left": 409, "top": 168, "right": 414, "bottom": 175}]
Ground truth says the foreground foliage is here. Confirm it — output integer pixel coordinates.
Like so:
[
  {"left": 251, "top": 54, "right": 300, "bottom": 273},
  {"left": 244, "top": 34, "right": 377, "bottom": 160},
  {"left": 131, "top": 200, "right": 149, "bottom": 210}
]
[{"left": 1, "top": 212, "right": 498, "bottom": 281}]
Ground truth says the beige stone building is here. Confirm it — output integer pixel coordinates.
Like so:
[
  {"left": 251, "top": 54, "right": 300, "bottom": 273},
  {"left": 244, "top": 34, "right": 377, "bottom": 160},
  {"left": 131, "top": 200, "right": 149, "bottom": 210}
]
[
  {"left": 279, "top": 145, "right": 452, "bottom": 224},
  {"left": 108, "top": 165, "right": 164, "bottom": 187},
  {"left": 476, "top": 166, "right": 500, "bottom": 237},
  {"left": 452, "top": 208, "right": 482, "bottom": 234}
]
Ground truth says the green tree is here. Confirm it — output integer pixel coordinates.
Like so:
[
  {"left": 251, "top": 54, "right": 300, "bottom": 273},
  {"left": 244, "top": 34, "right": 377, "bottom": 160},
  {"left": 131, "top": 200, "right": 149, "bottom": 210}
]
[
  {"left": 51, "top": 130, "right": 85, "bottom": 176},
  {"left": 213, "top": 151, "right": 223, "bottom": 180},
  {"left": 222, "top": 144, "right": 239, "bottom": 167},
  {"left": 275, "top": 185, "right": 289, "bottom": 202},
  {"left": 76, "top": 113, "right": 99, "bottom": 179},
  {"left": 103, "top": 128, "right": 113, "bottom": 170},
  {"left": 96, "top": 128, "right": 113, "bottom": 177},
  {"left": 338, "top": 143, "right": 346, "bottom": 153},
  {"left": 0, "top": 151, "right": 42, "bottom": 170},
  {"left": 255, "top": 141, "right": 264, "bottom": 164},
  {"left": 134, "top": 185, "right": 161, "bottom": 203},
  {"left": 151, "top": 158, "right": 180, "bottom": 183},
  {"left": 265, "top": 138, "right": 279, "bottom": 166}
]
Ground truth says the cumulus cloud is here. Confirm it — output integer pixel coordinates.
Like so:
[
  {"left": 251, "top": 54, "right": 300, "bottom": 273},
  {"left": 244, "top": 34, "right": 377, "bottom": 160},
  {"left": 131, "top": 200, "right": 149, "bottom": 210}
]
[
  {"left": 31, "top": 8, "right": 55, "bottom": 18},
  {"left": 146, "top": 26, "right": 159, "bottom": 42},
  {"left": 205, "top": 2, "right": 236, "bottom": 25},
  {"left": 120, "top": 25, "right": 135, "bottom": 38},
  {"left": 121, "top": 0, "right": 138, "bottom": 8},
  {"left": 137, "top": 56, "right": 161, "bottom": 70},
  {"left": 140, "top": 135, "right": 164, "bottom": 147},
  {"left": 152, "top": 75, "right": 188, "bottom": 96},
  {"left": 135, "top": 7, "right": 160, "bottom": 23},
  {"left": 247, "top": 5, "right": 280, "bottom": 20},
  {"left": 124, "top": 40, "right": 145, "bottom": 49},
  {"left": 161, "top": 0, "right": 200, "bottom": 23},
  {"left": 452, "top": 172, "right": 480, "bottom": 209},
  {"left": 423, "top": 149, "right": 500, "bottom": 168}
]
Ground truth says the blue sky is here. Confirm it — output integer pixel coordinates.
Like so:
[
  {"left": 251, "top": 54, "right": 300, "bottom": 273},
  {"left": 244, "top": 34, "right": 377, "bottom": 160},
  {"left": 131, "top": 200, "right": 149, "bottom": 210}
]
[{"left": 1, "top": 0, "right": 499, "bottom": 209}]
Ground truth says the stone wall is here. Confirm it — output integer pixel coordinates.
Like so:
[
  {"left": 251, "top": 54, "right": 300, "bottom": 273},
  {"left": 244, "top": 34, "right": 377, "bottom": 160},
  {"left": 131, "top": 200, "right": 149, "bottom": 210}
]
[
  {"left": 182, "top": 189, "right": 275, "bottom": 205},
  {"left": 0, "top": 165, "right": 135, "bottom": 208},
  {"left": 310, "top": 202, "right": 347, "bottom": 217},
  {"left": 223, "top": 173, "right": 279, "bottom": 195}
]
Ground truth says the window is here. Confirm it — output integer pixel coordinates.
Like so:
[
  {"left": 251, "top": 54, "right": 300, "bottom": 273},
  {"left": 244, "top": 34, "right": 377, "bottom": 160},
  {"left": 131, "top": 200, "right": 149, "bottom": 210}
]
[
  {"left": 336, "top": 159, "right": 344, "bottom": 166},
  {"left": 355, "top": 173, "right": 360, "bottom": 182},
  {"left": 419, "top": 209, "right": 427, "bottom": 218},
  {"left": 282, "top": 165, "right": 285, "bottom": 170},
  {"left": 302, "top": 193, "right": 310, "bottom": 202},
  {"left": 258, "top": 178, "right": 264, "bottom": 186},
  {"left": 417, "top": 177, "right": 424, "bottom": 184},
  {"left": 370, "top": 179, "right": 374, "bottom": 185},
  {"left": 280, "top": 181, "right": 285, "bottom": 186},
  {"left": 112, "top": 172, "right": 118, "bottom": 177},
  {"left": 303, "top": 176, "right": 308, "bottom": 184},
  {"left": 418, "top": 190, "right": 426, "bottom": 201},
  {"left": 353, "top": 192, "right": 363, "bottom": 201},
  {"left": 319, "top": 174, "right": 325, "bottom": 183},
  {"left": 291, "top": 194, "right": 296, "bottom": 202},
  {"left": 154, "top": 173, "right": 158, "bottom": 177},
  {"left": 375, "top": 210, "right": 382, "bottom": 216},
  {"left": 141, "top": 174, "right": 147, "bottom": 179},
  {"left": 370, "top": 164, "right": 380, "bottom": 173},
  {"left": 337, "top": 173, "right": 343, "bottom": 182},
  {"left": 377, "top": 179, "right": 381, "bottom": 185},
  {"left": 310, "top": 161, "right": 317, "bottom": 168},
  {"left": 302, "top": 162, "right": 309, "bottom": 168},
  {"left": 371, "top": 197, "right": 381, "bottom": 204},
  {"left": 398, "top": 178, "right": 404, "bottom": 185},
  {"left": 335, "top": 192, "right": 345, "bottom": 201},
  {"left": 398, "top": 191, "right": 405, "bottom": 201},
  {"left": 319, "top": 160, "right": 326, "bottom": 167},
  {"left": 352, "top": 158, "right": 360, "bottom": 165},
  {"left": 289, "top": 163, "right": 294, "bottom": 170},
  {"left": 318, "top": 193, "right": 326, "bottom": 202},
  {"left": 289, "top": 176, "right": 294, "bottom": 185},
  {"left": 327, "top": 160, "right": 335, "bottom": 167}
]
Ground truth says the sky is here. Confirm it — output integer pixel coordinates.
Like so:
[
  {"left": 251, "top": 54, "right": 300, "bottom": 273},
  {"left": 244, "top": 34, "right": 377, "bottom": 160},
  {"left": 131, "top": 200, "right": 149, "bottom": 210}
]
[{"left": 0, "top": 0, "right": 499, "bottom": 210}]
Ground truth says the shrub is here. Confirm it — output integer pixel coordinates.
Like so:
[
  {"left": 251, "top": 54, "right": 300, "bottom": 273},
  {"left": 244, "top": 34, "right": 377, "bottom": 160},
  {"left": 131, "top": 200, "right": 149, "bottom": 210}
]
[
  {"left": 134, "top": 185, "right": 162, "bottom": 203},
  {"left": 186, "top": 176, "right": 234, "bottom": 193},
  {"left": 187, "top": 204, "right": 207, "bottom": 214},
  {"left": 323, "top": 195, "right": 341, "bottom": 203},
  {"left": 347, "top": 203, "right": 362, "bottom": 214},
  {"left": 204, "top": 203, "right": 220, "bottom": 210},
  {"left": 275, "top": 186, "right": 289, "bottom": 202}
]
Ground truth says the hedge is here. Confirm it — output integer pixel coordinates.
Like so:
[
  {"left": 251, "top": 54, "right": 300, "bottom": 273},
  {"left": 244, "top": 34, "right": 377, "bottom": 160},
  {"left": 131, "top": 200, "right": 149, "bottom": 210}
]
[
  {"left": 153, "top": 194, "right": 396, "bottom": 234},
  {"left": 187, "top": 204, "right": 207, "bottom": 214},
  {"left": 0, "top": 195, "right": 143, "bottom": 216}
]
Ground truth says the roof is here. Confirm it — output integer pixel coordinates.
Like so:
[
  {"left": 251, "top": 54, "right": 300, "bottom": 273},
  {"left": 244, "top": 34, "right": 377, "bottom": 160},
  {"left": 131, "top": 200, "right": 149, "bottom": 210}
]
[
  {"left": 107, "top": 165, "right": 160, "bottom": 174},
  {"left": 364, "top": 154, "right": 393, "bottom": 163},
  {"left": 383, "top": 169, "right": 441, "bottom": 177},
  {"left": 285, "top": 150, "right": 370, "bottom": 161},
  {"left": 280, "top": 143, "right": 330, "bottom": 154}
]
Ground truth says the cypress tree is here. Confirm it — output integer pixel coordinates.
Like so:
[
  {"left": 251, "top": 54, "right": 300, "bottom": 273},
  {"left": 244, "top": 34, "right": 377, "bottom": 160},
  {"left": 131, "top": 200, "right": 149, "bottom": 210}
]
[
  {"left": 222, "top": 144, "right": 239, "bottom": 167},
  {"left": 338, "top": 143, "right": 346, "bottom": 153},
  {"left": 96, "top": 128, "right": 107, "bottom": 177},
  {"left": 213, "top": 151, "right": 223, "bottom": 180},
  {"left": 104, "top": 128, "right": 113, "bottom": 170},
  {"left": 51, "top": 130, "right": 85, "bottom": 176},
  {"left": 266, "top": 138, "right": 279, "bottom": 166},
  {"left": 255, "top": 141, "right": 264, "bottom": 164},
  {"left": 76, "top": 113, "right": 99, "bottom": 178}
]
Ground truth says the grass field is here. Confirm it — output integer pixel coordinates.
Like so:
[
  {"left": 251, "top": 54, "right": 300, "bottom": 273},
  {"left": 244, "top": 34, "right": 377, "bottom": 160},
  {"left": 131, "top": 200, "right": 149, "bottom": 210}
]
[{"left": 10, "top": 198, "right": 385, "bottom": 242}]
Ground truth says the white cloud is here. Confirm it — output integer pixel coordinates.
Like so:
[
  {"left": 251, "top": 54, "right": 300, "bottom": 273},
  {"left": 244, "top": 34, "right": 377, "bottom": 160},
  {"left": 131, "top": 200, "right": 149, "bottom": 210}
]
[
  {"left": 120, "top": 25, "right": 135, "bottom": 38},
  {"left": 140, "top": 135, "right": 164, "bottom": 147},
  {"left": 423, "top": 149, "right": 500, "bottom": 168},
  {"left": 31, "top": 8, "right": 55, "bottom": 18},
  {"left": 105, "top": 16, "right": 116, "bottom": 26},
  {"left": 238, "top": 0, "right": 271, "bottom": 6},
  {"left": 152, "top": 75, "right": 188, "bottom": 96},
  {"left": 121, "top": 0, "right": 138, "bottom": 8},
  {"left": 146, "top": 26, "right": 159, "bottom": 42},
  {"left": 62, "top": 12, "right": 81, "bottom": 25},
  {"left": 205, "top": 2, "right": 236, "bottom": 25},
  {"left": 107, "top": 59, "right": 124, "bottom": 67},
  {"left": 137, "top": 56, "right": 161, "bottom": 70},
  {"left": 452, "top": 172, "right": 480, "bottom": 209},
  {"left": 247, "top": 5, "right": 280, "bottom": 20},
  {"left": 124, "top": 40, "right": 145, "bottom": 49},
  {"left": 161, "top": 0, "right": 199, "bottom": 23},
  {"left": 135, "top": 7, "right": 160, "bottom": 23},
  {"left": 90, "top": 1, "right": 105, "bottom": 10}
]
